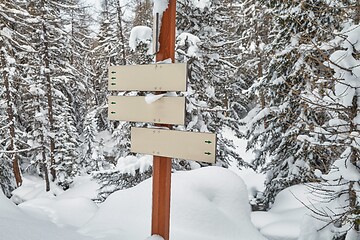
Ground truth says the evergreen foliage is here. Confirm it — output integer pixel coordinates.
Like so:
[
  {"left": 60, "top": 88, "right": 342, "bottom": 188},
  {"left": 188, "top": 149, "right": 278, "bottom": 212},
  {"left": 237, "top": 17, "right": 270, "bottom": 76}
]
[
  {"left": 176, "top": 0, "right": 248, "bottom": 168},
  {"left": 246, "top": 0, "right": 349, "bottom": 206},
  {"left": 0, "top": 0, "right": 36, "bottom": 195},
  {"left": 304, "top": 22, "right": 360, "bottom": 238},
  {"left": 0, "top": 2, "right": 359, "bottom": 236}
]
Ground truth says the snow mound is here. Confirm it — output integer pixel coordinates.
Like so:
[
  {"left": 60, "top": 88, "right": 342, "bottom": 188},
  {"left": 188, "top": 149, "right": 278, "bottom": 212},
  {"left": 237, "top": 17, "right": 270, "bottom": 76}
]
[
  {"left": 19, "top": 197, "right": 98, "bottom": 228},
  {"left": 252, "top": 185, "right": 322, "bottom": 240},
  {"left": 56, "top": 175, "right": 100, "bottom": 200},
  {"left": 0, "top": 191, "right": 93, "bottom": 240},
  {"left": 116, "top": 154, "right": 153, "bottom": 174},
  {"left": 80, "top": 167, "right": 266, "bottom": 240},
  {"left": 11, "top": 175, "right": 64, "bottom": 204},
  {"left": 145, "top": 235, "right": 164, "bottom": 240}
]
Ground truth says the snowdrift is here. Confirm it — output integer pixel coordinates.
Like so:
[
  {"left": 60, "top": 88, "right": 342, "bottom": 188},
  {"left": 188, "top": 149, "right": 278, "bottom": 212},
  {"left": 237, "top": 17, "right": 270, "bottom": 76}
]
[
  {"left": 80, "top": 166, "right": 266, "bottom": 240},
  {"left": 251, "top": 185, "right": 323, "bottom": 240},
  {"left": 0, "top": 191, "right": 92, "bottom": 240}
]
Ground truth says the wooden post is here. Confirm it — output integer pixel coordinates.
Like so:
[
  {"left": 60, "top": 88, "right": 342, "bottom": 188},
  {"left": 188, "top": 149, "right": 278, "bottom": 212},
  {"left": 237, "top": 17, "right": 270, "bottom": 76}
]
[{"left": 152, "top": 1, "right": 176, "bottom": 239}]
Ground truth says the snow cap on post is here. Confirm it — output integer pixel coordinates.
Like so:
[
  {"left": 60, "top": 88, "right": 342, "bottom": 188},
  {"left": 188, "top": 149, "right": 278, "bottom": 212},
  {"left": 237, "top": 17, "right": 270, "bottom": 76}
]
[{"left": 153, "top": 0, "right": 170, "bottom": 16}]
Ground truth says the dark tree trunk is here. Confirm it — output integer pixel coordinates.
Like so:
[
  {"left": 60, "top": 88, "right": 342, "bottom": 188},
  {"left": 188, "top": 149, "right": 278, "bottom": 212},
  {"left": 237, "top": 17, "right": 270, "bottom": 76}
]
[{"left": 41, "top": 5, "right": 56, "bottom": 182}]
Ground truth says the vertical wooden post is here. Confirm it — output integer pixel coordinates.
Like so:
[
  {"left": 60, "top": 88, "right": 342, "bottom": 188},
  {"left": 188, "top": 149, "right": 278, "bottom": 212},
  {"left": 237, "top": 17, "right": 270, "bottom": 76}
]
[{"left": 152, "top": 1, "right": 176, "bottom": 239}]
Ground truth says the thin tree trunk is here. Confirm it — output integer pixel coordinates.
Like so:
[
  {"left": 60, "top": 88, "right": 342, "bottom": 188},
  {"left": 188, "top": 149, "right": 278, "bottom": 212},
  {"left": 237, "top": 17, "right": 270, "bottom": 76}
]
[
  {"left": 41, "top": 7, "right": 56, "bottom": 181},
  {"left": 116, "top": 0, "right": 127, "bottom": 65},
  {"left": 255, "top": 7, "right": 266, "bottom": 128},
  {"left": 349, "top": 95, "right": 359, "bottom": 231},
  {"left": 41, "top": 141, "right": 51, "bottom": 192}
]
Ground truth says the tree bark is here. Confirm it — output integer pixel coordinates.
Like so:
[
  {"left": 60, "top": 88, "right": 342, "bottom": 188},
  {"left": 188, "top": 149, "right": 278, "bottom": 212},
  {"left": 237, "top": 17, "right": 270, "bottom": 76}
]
[
  {"left": 116, "top": 0, "right": 127, "bottom": 65},
  {"left": 349, "top": 95, "right": 359, "bottom": 231},
  {"left": 41, "top": 4, "right": 56, "bottom": 182}
]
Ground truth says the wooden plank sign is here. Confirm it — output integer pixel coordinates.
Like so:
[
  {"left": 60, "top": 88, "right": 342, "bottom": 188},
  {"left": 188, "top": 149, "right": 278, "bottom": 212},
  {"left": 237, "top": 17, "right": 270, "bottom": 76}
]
[
  {"left": 108, "top": 96, "right": 185, "bottom": 125},
  {"left": 131, "top": 127, "right": 216, "bottom": 163},
  {"left": 108, "top": 63, "right": 187, "bottom": 91}
]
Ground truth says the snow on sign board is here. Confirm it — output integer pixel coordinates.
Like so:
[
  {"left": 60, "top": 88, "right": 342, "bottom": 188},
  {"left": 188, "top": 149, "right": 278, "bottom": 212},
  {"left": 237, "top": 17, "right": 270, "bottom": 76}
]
[
  {"left": 108, "top": 63, "right": 187, "bottom": 91},
  {"left": 108, "top": 96, "right": 185, "bottom": 125},
  {"left": 131, "top": 127, "right": 216, "bottom": 163}
]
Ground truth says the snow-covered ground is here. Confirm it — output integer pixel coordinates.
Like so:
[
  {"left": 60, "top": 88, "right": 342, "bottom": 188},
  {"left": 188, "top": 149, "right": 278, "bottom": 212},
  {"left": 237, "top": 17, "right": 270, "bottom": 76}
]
[
  {"left": 4, "top": 167, "right": 267, "bottom": 240},
  {"left": 4, "top": 159, "right": 340, "bottom": 240},
  {"left": 3, "top": 127, "right": 338, "bottom": 240},
  {"left": 3, "top": 126, "right": 334, "bottom": 240},
  {"left": 0, "top": 189, "right": 92, "bottom": 240},
  {"left": 251, "top": 185, "right": 320, "bottom": 240}
]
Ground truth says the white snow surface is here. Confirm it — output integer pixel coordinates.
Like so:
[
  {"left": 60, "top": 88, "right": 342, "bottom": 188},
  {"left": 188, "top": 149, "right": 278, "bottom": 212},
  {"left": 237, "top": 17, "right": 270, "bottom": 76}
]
[
  {"left": 252, "top": 184, "right": 325, "bottom": 240},
  {"left": 80, "top": 167, "right": 266, "bottom": 240},
  {"left": 0, "top": 191, "right": 93, "bottom": 240},
  {"left": 146, "top": 235, "right": 164, "bottom": 240},
  {"left": 116, "top": 154, "right": 153, "bottom": 174},
  {"left": 7, "top": 167, "right": 266, "bottom": 240}
]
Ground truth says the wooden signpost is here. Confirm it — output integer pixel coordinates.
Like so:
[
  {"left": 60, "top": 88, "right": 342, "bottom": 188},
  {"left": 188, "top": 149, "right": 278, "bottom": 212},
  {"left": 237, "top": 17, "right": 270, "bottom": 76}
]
[{"left": 107, "top": 0, "right": 216, "bottom": 239}]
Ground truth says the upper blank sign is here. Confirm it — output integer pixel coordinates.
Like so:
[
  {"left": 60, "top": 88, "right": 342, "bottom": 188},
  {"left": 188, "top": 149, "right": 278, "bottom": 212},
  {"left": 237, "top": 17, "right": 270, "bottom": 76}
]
[
  {"left": 108, "top": 63, "right": 187, "bottom": 91},
  {"left": 131, "top": 127, "right": 216, "bottom": 163}
]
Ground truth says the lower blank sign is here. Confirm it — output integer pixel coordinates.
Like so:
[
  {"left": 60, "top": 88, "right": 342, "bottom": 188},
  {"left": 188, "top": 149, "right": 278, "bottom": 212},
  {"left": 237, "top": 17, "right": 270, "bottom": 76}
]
[{"left": 131, "top": 127, "right": 216, "bottom": 163}]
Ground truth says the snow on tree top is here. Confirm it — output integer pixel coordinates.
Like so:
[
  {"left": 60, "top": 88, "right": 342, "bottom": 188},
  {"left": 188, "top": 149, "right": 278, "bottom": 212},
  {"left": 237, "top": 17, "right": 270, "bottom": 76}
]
[{"left": 129, "top": 26, "right": 152, "bottom": 53}]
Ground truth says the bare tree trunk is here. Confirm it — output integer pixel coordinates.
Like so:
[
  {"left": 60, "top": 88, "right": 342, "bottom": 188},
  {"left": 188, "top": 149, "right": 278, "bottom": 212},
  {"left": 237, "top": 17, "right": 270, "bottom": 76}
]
[
  {"left": 116, "top": 0, "right": 127, "bottom": 65},
  {"left": 41, "top": 140, "right": 51, "bottom": 192},
  {"left": 349, "top": 95, "right": 359, "bottom": 231},
  {"left": 41, "top": 5, "right": 56, "bottom": 182},
  {"left": 255, "top": 6, "right": 266, "bottom": 128}
]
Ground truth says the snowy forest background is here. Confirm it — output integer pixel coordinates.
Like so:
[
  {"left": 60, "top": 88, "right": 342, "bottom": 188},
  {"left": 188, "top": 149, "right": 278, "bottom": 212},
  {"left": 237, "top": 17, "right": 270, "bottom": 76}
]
[{"left": 1, "top": 0, "right": 360, "bottom": 239}]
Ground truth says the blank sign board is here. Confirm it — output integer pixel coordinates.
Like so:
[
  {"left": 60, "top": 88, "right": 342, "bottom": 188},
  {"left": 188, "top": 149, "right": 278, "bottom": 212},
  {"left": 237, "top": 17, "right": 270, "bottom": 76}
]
[
  {"left": 108, "top": 96, "right": 185, "bottom": 125},
  {"left": 131, "top": 127, "right": 216, "bottom": 163},
  {"left": 108, "top": 63, "right": 187, "bottom": 91}
]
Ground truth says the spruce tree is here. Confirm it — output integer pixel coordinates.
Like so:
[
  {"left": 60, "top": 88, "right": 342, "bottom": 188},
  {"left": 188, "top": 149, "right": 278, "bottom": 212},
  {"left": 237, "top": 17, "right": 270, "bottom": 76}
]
[
  {"left": 90, "top": 0, "right": 128, "bottom": 131},
  {"left": 246, "top": 0, "right": 348, "bottom": 206},
  {"left": 0, "top": 0, "right": 36, "bottom": 194},
  {"left": 23, "top": 0, "right": 80, "bottom": 190},
  {"left": 176, "top": 0, "right": 247, "bottom": 168},
  {"left": 301, "top": 15, "right": 360, "bottom": 239}
]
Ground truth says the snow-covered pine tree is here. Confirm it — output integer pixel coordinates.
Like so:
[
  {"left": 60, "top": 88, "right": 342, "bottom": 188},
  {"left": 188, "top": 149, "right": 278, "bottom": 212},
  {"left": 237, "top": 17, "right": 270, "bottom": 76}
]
[
  {"left": 246, "top": 0, "right": 348, "bottom": 207},
  {"left": 176, "top": 0, "right": 247, "bottom": 168},
  {"left": 300, "top": 19, "right": 360, "bottom": 239},
  {"left": 81, "top": 110, "right": 103, "bottom": 172},
  {"left": 66, "top": 0, "right": 95, "bottom": 132},
  {"left": 236, "top": 0, "right": 270, "bottom": 112},
  {"left": 54, "top": 102, "right": 80, "bottom": 189},
  {"left": 89, "top": 0, "right": 128, "bottom": 131},
  {"left": 0, "top": 0, "right": 37, "bottom": 194},
  {"left": 21, "top": 0, "right": 80, "bottom": 190},
  {"left": 132, "top": 0, "right": 152, "bottom": 27}
]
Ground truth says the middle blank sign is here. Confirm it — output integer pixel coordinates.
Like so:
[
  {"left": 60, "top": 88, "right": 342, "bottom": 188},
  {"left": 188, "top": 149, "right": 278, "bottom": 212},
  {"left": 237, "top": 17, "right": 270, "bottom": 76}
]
[{"left": 108, "top": 96, "right": 185, "bottom": 125}]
